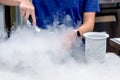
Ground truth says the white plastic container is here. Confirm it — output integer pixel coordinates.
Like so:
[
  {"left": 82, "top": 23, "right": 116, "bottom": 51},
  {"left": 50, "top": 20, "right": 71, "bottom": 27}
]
[{"left": 83, "top": 32, "right": 109, "bottom": 63}]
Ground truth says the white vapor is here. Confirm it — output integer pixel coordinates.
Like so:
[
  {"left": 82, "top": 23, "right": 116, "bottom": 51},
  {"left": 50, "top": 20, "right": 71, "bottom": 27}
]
[{"left": 0, "top": 25, "right": 120, "bottom": 80}]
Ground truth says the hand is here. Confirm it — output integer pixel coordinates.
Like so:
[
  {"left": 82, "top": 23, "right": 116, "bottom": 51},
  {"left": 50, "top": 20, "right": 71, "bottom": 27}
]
[
  {"left": 61, "top": 30, "right": 77, "bottom": 50},
  {"left": 19, "top": 0, "right": 36, "bottom": 25}
]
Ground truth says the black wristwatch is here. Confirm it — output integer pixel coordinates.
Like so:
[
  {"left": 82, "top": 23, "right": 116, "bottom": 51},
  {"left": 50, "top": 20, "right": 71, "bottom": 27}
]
[
  {"left": 73, "top": 30, "right": 81, "bottom": 38},
  {"left": 77, "top": 30, "right": 81, "bottom": 37}
]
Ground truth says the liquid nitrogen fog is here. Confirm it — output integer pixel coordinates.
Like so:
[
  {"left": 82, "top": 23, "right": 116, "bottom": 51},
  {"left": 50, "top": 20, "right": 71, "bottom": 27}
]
[{"left": 0, "top": 25, "right": 120, "bottom": 80}]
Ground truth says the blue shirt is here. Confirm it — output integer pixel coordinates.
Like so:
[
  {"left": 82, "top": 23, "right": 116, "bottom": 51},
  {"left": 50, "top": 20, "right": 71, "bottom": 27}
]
[{"left": 32, "top": 0, "right": 100, "bottom": 29}]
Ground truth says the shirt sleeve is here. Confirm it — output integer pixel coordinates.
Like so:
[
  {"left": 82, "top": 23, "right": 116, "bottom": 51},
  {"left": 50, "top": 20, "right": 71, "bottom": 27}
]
[{"left": 83, "top": 0, "right": 100, "bottom": 12}]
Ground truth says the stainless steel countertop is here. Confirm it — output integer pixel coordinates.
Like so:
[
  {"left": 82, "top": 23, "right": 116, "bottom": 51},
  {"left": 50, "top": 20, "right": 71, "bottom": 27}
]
[
  {"left": 99, "top": 0, "right": 120, "bottom": 8},
  {"left": 100, "top": 0, "right": 120, "bottom": 4}
]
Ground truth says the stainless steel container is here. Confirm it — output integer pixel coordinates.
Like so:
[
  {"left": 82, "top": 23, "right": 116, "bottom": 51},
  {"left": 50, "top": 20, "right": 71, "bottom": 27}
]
[{"left": 0, "top": 4, "right": 7, "bottom": 41}]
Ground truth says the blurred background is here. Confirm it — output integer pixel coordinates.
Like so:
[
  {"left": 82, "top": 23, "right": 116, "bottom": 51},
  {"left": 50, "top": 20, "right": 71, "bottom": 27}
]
[{"left": 0, "top": 0, "right": 120, "bottom": 55}]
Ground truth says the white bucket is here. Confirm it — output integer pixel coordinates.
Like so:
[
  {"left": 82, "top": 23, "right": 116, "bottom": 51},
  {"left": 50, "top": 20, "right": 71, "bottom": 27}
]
[{"left": 83, "top": 32, "right": 109, "bottom": 63}]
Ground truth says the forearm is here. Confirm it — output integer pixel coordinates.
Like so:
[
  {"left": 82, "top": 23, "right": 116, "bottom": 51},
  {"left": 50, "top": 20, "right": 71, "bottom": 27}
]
[
  {"left": 20, "top": 0, "right": 31, "bottom": 3},
  {"left": 78, "top": 12, "right": 96, "bottom": 36},
  {"left": 0, "top": 0, "right": 20, "bottom": 6}
]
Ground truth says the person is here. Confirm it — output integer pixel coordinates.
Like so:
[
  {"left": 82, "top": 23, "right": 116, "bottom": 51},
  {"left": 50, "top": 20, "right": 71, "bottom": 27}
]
[
  {"left": 1, "top": 0, "right": 100, "bottom": 49},
  {"left": 19, "top": 0, "right": 100, "bottom": 49},
  {"left": 19, "top": 0, "right": 99, "bottom": 32}
]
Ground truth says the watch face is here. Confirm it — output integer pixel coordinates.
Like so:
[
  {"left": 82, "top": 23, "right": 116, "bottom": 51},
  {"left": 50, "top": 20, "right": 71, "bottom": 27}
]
[{"left": 77, "top": 30, "right": 80, "bottom": 37}]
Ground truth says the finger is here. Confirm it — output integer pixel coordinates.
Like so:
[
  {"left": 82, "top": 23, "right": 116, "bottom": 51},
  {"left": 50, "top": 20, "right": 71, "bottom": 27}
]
[
  {"left": 20, "top": 6, "right": 27, "bottom": 17},
  {"left": 24, "top": 9, "right": 30, "bottom": 20},
  {"left": 31, "top": 10, "right": 36, "bottom": 25}
]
